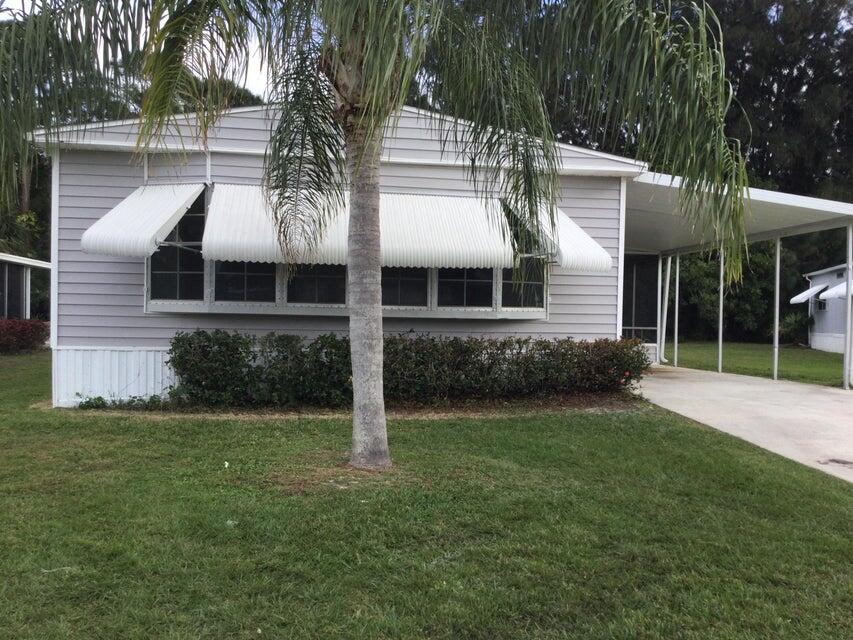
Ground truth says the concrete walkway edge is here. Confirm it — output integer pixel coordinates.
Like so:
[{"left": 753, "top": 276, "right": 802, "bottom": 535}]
[{"left": 641, "top": 366, "right": 853, "bottom": 483}]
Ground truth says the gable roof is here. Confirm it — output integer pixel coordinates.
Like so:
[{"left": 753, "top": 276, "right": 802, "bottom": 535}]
[
  {"left": 31, "top": 105, "right": 646, "bottom": 177},
  {"left": 804, "top": 264, "right": 847, "bottom": 278}
]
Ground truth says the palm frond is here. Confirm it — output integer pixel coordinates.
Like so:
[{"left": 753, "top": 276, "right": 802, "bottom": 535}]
[
  {"left": 139, "top": 0, "right": 263, "bottom": 149},
  {"left": 529, "top": 0, "right": 749, "bottom": 279},
  {"left": 0, "top": 1, "right": 147, "bottom": 211},
  {"left": 264, "top": 48, "right": 346, "bottom": 264}
]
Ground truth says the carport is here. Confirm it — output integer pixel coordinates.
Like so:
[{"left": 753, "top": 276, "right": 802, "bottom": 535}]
[{"left": 625, "top": 172, "right": 853, "bottom": 388}]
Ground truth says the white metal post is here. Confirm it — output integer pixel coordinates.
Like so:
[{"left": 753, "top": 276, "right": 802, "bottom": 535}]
[
  {"left": 718, "top": 247, "right": 724, "bottom": 374},
  {"left": 23, "top": 266, "right": 31, "bottom": 319},
  {"left": 660, "top": 256, "right": 672, "bottom": 363},
  {"left": 844, "top": 225, "right": 852, "bottom": 390},
  {"left": 656, "top": 254, "right": 663, "bottom": 363},
  {"left": 674, "top": 254, "right": 680, "bottom": 367},
  {"left": 772, "top": 237, "right": 781, "bottom": 381}
]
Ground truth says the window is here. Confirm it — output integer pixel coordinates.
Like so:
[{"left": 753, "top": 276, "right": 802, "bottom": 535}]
[
  {"left": 501, "top": 259, "right": 546, "bottom": 308},
  {"left": 215, "top": 261, "right": 276, "bottom": 302},
  {"left": 381, "top": 267, "right": 428, "bottom": 307},
  {"left": 286, "top": 264, "right": 346, "bottom": 304},
  {"left": 817, "top": 300, "right": 827, "bottom": 311},
  {"left": 437, "top": 268, "right": 493, "bottom": 307},
  {"left": 150, "top": 193, "right": 205, "bottom": 300}
]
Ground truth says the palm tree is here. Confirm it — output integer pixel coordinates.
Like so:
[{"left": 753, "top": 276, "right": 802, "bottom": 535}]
[{"left": 0, "top": 1, "right": 748, "bottom": 470}]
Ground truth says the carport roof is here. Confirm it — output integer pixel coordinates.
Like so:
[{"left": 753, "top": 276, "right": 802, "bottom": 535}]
[{"left": 626, "top": 172, "right": 853, "bottom": 254}]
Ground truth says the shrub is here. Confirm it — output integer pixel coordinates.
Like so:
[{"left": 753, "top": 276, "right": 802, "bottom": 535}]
[
  {"left": 779, "top": 310, "right": 810, "bottom": 344},
  {"left": 168, "top": 330, "right": 261, "bottom": 406},
  {"left": 168, "top": 330, "right": 650, "bottom": 408},
  {"left": 0, "top": 319, "right": 49, "bottom": 353}
]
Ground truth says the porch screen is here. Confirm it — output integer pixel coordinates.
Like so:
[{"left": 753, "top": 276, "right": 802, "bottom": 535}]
[{"left": 622, "top": 254, "right": 658, "bottom": 342}]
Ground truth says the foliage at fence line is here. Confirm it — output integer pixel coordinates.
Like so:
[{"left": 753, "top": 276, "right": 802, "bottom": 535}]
[
  {"left": 0, "top": 319, "right": 48, "bottom": 353},
  {"left": 166, "top": 330, "right": 650, "bottom": 408}
]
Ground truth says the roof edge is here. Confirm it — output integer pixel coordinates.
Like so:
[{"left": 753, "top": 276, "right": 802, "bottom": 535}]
[
  {"left": 35, "top": 138, "right": 644, "bottom": 177},
  {"left": 804, "top": 264, "right": 847, "bottom": 278},
  {"left": 0, "top": 252, "right": 51, "bottom": 269}
]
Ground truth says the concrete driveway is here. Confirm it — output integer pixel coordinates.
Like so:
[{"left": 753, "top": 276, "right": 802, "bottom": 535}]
[{"left": 641, "top": 366, "right": 853, "bottom": 483}]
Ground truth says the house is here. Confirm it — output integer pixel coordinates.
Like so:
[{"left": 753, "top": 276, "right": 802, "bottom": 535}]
[
  {"left": 790, "top": 265, "right": 850, "bottom": 353},
  {"left": 33, "top": 105, "right": 853, "bottom": 406},
  {"left": 0, "top": 252, "right": 50, "bottom": 320}
]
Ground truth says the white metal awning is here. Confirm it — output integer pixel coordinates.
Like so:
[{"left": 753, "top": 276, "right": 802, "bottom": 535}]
[
  {"left": 543, "top": 212, "right": 613, "bottom": 271},
  {"left": 820, "top": 282, "right": 848, "bottom": 300},
  {"left": 81, "top": 183, "right": 205, "bottom": 257},
  {"left": 204, "top": 183, "right": 612, "bottom": 271},
  {"left": 790, "top": 284, "right": 828, "bottom": 304}
]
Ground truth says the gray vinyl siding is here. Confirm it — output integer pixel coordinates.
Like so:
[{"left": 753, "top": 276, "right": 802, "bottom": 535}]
[{"left": 55, "top": 114, "right": 622, "bottom": 348}]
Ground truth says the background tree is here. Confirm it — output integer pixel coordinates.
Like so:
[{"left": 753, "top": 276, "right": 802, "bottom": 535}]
[
  {"left": 1, "top": 1, "right": 748, "bottom": 469},
  {"left": 677, "top": 1, "right": 852, "bottom": 343}
]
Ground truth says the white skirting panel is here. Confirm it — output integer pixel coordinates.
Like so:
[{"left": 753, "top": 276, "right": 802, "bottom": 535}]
[
  {"left": 642, "top": 342, "right": 659, "bottom": 364},
  {"left": 810, "top": 332, "right": 844, "bottom": 354},
  {"left": 52, "top": 348, "right": 174, "bottom": 407}
]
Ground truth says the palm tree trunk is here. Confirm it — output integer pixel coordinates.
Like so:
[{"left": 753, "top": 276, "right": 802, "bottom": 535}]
[
  {"left": 19, "top": 161, "right": 31, "bottom": 214},
  {"left": 345, "top": 123, "right": 390, "bottom": 470}
]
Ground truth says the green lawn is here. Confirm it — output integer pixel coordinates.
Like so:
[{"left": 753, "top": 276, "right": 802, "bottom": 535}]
[
  {"left": 663, "top": 341, "right": 845, "bottom": 387},
  {"left": 1, "top": 352, "right": 851, "bottom": 639}
]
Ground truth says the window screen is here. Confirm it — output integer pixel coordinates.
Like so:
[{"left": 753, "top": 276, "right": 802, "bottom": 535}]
[
  {"left": 5, "top": 264, "right": 24, "bottom": 319},
  {"left": 215, "top": 261, "right": 276, "bottom": 302},
  {"left": 381, "top": 267, "right": 428, "bottom": 306},
  {"left": 286, "top": 265, "right": 346, "bottom": 304},
  {"left": 437, "top": 268, "right": 493, "bottom": 307},
  {"left": 501, "top": 258, "right": 545, "bottom": 308},
  {"left": 150, "top": 192, "right": 205, "bottom": 300}
]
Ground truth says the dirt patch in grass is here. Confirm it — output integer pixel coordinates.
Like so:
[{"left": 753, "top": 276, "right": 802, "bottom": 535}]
[
  {"left": 263, "top": 454, "right": 412, "bottom": 496},
  {"left": 33, "top": 391, "right": 643, "bottom": 422}
]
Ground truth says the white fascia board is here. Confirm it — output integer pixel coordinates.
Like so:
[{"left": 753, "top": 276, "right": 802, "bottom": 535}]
[
  {"left": 803, "top": 264, "right": 847, "bottom": 278},
  {"left": 30, "top": 104, "right": 274, "bottom": 138},
  {"left": 636, "top": 171, "right": 853, "bottom": 217},
  {"left": 0, "top": 252, "right": 51, "bottom": 270},
  {"left": 34, "top": 138, "right": 644, "bottom": 177}
]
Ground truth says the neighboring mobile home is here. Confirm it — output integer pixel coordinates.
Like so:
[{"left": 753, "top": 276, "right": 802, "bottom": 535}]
[
  {"left": 791, "top": 265, "right": 849, "bottom": 353},
  {"left": 35, "top": 106, "right": 853, "bottom": 405},
  {"left": 0, "top": 252, "right": 50, "bottom": 320}
]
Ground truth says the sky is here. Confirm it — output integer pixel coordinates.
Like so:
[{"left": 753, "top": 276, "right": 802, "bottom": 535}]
[{"left": 243, "top": 48, "right": 269, "bottom": 98}]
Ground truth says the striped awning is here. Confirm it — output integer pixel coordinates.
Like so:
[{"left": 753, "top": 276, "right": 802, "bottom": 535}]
[
  {"left": 203, "top": 183, "right": 613, "bottom": 272},
  {"left": 81, "top": 183, "right": 205, "bottom": 257}
]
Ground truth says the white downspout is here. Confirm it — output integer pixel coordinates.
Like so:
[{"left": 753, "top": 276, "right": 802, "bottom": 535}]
[
  {"left": 674, "top": 254, "right": 680, "bottom": 367},
  {"left": 656, "top": 254, "right": 662, "bottom": 364},
  {"left": 659, "top": 255, "right": 671, "bottom": 363}
]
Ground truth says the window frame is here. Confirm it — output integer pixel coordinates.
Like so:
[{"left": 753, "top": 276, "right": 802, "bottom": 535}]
[
  {"left": 284, "top": 264, "right": 348, "bottom": 307},
  {"left": 213, "top": 260, "right": 278, "bottom": 305},
  {"left": 147, "top": 190, "right": 207, "bottom": 303},
  {"left": 144, "top": 193, "right": 548, "bottom": 319},
  {"left": 435, "top": 267, "right": 497, "bottom": 310},
  {"left": 147, "top": 262, "right": 549, "bottom": 319},
  {"left": 381, "top": 267, "right": 430, "bottom": 309},
  {"left": 500, "top": 258, "right": 547, "bottom": 310}
]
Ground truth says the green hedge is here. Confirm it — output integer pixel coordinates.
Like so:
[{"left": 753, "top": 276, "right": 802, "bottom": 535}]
[{"left": 167, "top": 330, "right": 650, "bottom": 408}]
